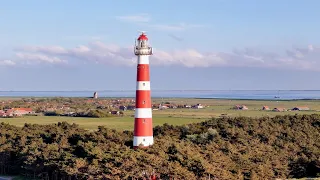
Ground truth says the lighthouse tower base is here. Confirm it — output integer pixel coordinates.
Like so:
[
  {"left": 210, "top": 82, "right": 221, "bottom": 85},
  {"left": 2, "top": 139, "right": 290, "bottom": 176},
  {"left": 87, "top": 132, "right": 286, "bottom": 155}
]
[{"left": 133, "top": 136, "right": 154, "bottom": 148}]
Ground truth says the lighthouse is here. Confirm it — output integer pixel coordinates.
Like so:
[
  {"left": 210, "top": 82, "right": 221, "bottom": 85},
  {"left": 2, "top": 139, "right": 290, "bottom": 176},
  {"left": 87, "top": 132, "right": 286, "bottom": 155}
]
[{"left": 133, "top": 32, "right": 154, "bottom": 148}]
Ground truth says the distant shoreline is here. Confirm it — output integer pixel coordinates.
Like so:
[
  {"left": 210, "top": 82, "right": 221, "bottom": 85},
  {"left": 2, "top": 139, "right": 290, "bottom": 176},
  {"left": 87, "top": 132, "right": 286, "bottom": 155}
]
[
  {"left": 1, "top": 90, "right": 320, "bottom": 100},
  {"left": 196, "top": 97, "right": 320, "bottom": 101},
  {"left": 0, "top": 96, "right": 320, "bottom": 101},
  {"left": 1, "top": 90, "right": 320, "bottom": 92}
]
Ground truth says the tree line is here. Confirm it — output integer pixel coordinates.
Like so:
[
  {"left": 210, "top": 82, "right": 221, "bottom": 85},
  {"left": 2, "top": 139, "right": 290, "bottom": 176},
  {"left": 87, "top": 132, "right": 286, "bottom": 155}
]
[{"left": 0, "top": 114, "right": 319, "bottom": 179}]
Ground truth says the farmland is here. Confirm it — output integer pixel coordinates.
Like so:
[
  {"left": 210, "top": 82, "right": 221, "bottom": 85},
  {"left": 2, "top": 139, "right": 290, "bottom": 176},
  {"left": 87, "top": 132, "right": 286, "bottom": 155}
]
[{"left": 1, "top": 98, "right": 320, "bottom": 130}]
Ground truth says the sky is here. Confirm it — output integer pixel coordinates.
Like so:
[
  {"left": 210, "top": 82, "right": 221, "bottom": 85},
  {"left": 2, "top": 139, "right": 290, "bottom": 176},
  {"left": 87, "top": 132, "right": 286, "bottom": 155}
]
[{"left": 1, "top": 0, "right": 320, "bottom": 91}]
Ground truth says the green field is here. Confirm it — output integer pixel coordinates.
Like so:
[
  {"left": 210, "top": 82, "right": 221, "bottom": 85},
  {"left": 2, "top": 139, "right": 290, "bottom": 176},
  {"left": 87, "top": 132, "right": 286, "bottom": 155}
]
[
  {"left": 0, "top": 115, "right": 206, "bottom": 131},
  {"left": 1, "top": 98, "right": 320, "bottom": 131}
]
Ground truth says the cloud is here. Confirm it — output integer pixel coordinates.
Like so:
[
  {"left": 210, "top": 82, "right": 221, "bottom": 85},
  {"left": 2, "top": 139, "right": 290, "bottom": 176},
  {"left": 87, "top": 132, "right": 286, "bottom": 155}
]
[
  {"left": 0, "top": 49, "right": 68, "bottom": 66},
  {"left": 115, "top": 14, "right": 151, "bottom": 23},
  {"left": 0, "top": 60, "right": 16, "bottom": 66},
  {"left": 6, "top": 42, "right": 320, "bottom": 71},
  {"left": 116, "top": 14, "right": 205, "bottom": 31},
  {"left": 16, "top": 46, "right": 68, "bottom": 54},
  {"left": 149, "top": 23, "right": 205, "bottom": 31},
  {"left": 15, "top": 53, "right": 67, "bottom": 64},
  {"left": 63, "top": 35, "right": 108, "bottom": 41}
]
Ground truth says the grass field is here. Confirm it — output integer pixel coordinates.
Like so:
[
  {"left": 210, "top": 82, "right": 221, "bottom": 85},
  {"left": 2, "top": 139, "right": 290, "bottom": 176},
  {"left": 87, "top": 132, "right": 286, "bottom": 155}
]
[
  {"left": 1, "top": 98, "right": 320, "bottom": 131},
  {"left": 0, "top": 115, "right": 205, "bottom": 131}
]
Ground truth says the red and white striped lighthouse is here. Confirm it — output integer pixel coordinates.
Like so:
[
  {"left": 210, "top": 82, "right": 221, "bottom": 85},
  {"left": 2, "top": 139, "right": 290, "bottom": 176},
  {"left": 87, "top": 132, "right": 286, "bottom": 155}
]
[{"left": 133, "top": 32, "right": 154, "bottom": 148}]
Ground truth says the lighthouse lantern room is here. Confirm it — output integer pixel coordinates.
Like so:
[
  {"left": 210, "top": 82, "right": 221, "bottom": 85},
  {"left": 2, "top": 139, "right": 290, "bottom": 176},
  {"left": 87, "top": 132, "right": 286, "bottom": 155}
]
[
  {"left": 134, "top": 32, "right": 153, "bottom": 55},
  {"left": 133, "top": 32, "right": 154, "bottom": 148}
]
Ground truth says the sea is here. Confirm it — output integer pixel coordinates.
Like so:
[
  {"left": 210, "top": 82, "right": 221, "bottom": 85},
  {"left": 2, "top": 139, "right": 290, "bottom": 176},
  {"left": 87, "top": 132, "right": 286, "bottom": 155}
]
[{"left": 1, "top": 90, "right": 320, "bottom": 100}]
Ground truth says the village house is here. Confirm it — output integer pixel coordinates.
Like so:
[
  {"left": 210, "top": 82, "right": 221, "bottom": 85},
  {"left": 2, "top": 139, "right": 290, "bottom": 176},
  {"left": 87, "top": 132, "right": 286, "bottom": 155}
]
[
  {"left": 13, "top": 108, "right": 34, "bottom": 115},
  {"left": 109, "top": 111, "right": 120, "bottom": 115},
  {"left": 159, "top": 104, "right": 169, "bottom": 110},
  {"left": 119, "top": 105, "right": 127, "bottom": 111},
  {"left": 273, "top": 107, "right": 286, "bottom": 112},
  {"left": 65, "top": 112, "right": 76, "bottom": 116},
  {"left": 192, "top": 104, "right": 204, "bottom": 109},
  {"left": 0, "top": 110, "right": 5, "bottom": 117},
  {"left": 0, "top": 108, "right": 34, "bottom": 117},
  {"left": 234, "top": 105, "right": 241, "bottom": 110},
  {"left": 241, "top": 105, "right": 248, "bottom": 110},
  {"left": 184, "top": 105, "right": 192, "bottom": 108},
  {"left": 127, "top": 105, "right": 135, "bottom": 110},
  {"left": 234, "top": 105, "right": 248, "bottom": 110},
  {"left": 152, "top": 104, "right": 159, "bottom": 110},
  {"left": 292, "top": 106, "right": 310, "bottom": 111},
  {"left": 169, "top": 105, "right": 177, "bottom": 109},
  {"left": 152, "top": 104, "right": 160, "bottom": 109},
  {"left": 262, "top": 106, "right": 270, "bottom": 110}
]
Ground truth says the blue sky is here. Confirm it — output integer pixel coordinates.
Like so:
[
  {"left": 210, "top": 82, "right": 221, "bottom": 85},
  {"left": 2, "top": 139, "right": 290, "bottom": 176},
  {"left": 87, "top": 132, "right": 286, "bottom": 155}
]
[{"left": 0, "top": 0, "right": 320, "bottom": 91}]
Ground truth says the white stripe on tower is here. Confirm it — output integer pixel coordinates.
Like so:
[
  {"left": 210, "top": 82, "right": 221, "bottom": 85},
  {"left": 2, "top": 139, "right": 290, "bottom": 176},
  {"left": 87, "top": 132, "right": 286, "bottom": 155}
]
[
  {"left": 136, "top": 81, "right": 151, "bottom": 91},
  {"left": 134, "top": 108, "right": 152, "bottom": 118},
  {"left": 138, "top": 55, "right": 149, "bottom": 64}
]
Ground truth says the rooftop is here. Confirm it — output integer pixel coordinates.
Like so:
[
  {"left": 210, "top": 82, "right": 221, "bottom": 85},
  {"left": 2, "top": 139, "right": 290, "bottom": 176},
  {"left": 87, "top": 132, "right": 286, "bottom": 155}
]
[{"left": 137, "top": 33, "right": 148, "bottom": 41}]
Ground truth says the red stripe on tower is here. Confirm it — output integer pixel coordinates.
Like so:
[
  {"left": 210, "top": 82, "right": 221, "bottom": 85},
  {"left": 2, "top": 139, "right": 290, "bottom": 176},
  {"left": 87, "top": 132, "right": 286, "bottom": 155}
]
[
  {"left": 133, "top": 32, "right": 154, "bottom": 148},
  {"left": 137, "top": 64, "right": 150, "bottom": 81}
]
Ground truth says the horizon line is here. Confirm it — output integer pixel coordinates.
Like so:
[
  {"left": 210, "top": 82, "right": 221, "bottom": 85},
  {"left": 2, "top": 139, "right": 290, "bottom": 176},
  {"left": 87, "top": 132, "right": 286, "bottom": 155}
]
[{"left": 1, "top": 89, "right": 320, "bottom": 92}]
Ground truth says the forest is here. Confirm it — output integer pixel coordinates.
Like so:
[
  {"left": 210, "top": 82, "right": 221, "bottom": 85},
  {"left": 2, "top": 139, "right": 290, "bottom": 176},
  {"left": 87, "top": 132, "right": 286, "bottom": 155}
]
[{"left": 0, "top": 114, "right": 319, "bottom": 179}]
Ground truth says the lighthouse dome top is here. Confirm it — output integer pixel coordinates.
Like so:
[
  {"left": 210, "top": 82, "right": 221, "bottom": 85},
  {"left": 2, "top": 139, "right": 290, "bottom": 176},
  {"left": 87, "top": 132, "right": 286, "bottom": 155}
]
[{"left": 137, "top": 33, "right": 148, "bottom": 41}]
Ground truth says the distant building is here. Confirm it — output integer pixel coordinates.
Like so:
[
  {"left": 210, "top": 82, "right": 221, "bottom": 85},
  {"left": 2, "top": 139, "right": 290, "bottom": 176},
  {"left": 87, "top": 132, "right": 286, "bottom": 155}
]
[
  {"left": 109, "top": 111, "right": 120, "bottom": 115},
  {"left": 192, "top": 104, "right": 204, "bottom": 109},
  {"left": 159, "top": 104, "right": 169, "bottom": 110},
  {"left": 262, "top": 106, "right": 270, "bottom": 110},
  {"left": 0, "top": 110, "right": 5, "bottom": 117},
  {"left": 0, "top": 108, "right": 34, "bottom": 117},
  {"left": 127, "top": 105, "right": 135, "bottom": 110},
  {"left": 93, "top": 92, "right": 98, "bottom": 99},
  {"left": 184, "top": 105, "right": 191, "bottom": 108},
  {"left": 119, "top": 105, "right": 127, "bottom": 111},
  {"left": 292, "top": 106, "right": 310, "bottom": 111},
  {"left": 234, "top": 105, "right": 248, "bottom": 110},
  {"left": 152, "top": 104, "right": 160, "bottom": 109},
  {"left": 273, "top": 107, "right": 286, "bottom": 112},
  {"left": 241, "top": 105, "right": 248, "bottom": 110}
]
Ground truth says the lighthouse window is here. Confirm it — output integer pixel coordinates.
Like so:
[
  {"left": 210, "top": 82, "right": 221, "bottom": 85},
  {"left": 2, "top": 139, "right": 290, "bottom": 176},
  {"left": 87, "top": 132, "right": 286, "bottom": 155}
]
[
  {"left": 143, "top": 82, "right": 146, "bottom": 86},
  {"left": 141, "top": 41, "right": 146, "bottom": 47},
  {"left": 142, "top": 100, "right": 146, "bottom": 104},
  {"left": 143, "top": 119, "right": 146, "bottom": 123},
  {"left": 143, "top": 138, "right": 146, "bottom": 141}
]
